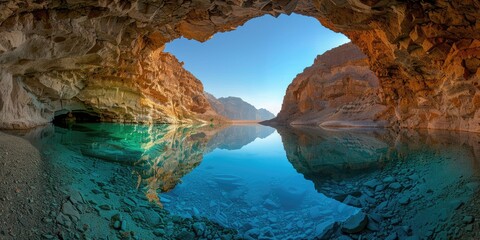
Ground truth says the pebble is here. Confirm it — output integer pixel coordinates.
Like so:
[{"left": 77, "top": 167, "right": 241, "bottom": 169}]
[
  {"left": 382, "top": 176, "right": 395, "bottom": 183},
  {"left": 160, "top": 196, "right": 171, "bottom": 203},
  {"left": 193, "top": 207, "right": 200, "bottom": 216},
  {"left": 343, "top": 195, "right": 362, "bottom": 207},
  {"left": 389, "top": 182, "right": 402, "bottom": 191},
  {"left": 451, "top": 200, "right": 464, "bottom": 210},
  {"left": 463, "top": 215, "right": 474, "bottom": 224},
  {"left": 385, "top": 232, "right": 398, "bottom": 240},
  {"left": 62, "top": 201, "right": 80, "bottom": 220},
  {"left": 99, "top": 204, "right": 112, "bottom": 210},
  {"left": 121, "top": 220, "right": 127, "bottom": 231},
  {"left": 263, "top": 199, "right": 280, "bottom": 209},
  {"left": 42, "top": 234, "right": 55, "bottom": 239},
  {"left": 153, "top": 229, "right": 165, "bottom": 236},
  {"left": 69, "top": 190, "right": 85, "bottom": 205},
  {"left": 91, "top": 189, "right": 102, "bottom": 194},
  {"left": 123, "top": 198, "right": 136, "bottom": 207},
  {"left": 398, "top": 196, "right": 410, "bottom": 205},
  {"left": 244, "top": 228, "right": 260, "bottom": 240},
  {"left": 113, "top": 220, "right": 121, "bottom": 230},
  {"left": 364, "top": 179, "right": 382, "bottom": 189},
  {"left": 465, "top": 224, "right": 473, "bottom": 232},
  {"left": 193, "top": 222, "right": 206, "bottom": 236},
  {"left": 176, "top": 230, "right": 195, "bottom": 239}
]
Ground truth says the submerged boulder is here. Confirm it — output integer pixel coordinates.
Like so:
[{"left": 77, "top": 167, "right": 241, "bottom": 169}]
[
  {"left": 341, "top": 212, "right": 368, "bottom": 234},
  {"left": 80, "top": 143, "right": 142, "bottom": 166}
]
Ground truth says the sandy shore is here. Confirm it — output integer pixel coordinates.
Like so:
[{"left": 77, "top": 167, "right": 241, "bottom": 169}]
[{"left": 0, "top": 131, "right": 57, "bottom": 239}]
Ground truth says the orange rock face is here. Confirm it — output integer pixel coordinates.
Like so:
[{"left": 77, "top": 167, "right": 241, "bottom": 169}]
[
  {"left": 0, "top": 1, "right": 478, "bottom": 131},
  {"left": 273, "top": 43, "right": 389, "bottom": 127}
]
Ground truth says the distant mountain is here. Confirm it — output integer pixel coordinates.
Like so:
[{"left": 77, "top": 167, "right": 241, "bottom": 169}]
[{"left": 205, "top": 93, "right": 275, "bottom": 121}]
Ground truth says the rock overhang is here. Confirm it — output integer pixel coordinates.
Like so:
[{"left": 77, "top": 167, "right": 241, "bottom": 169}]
[{"left": 0, "top": 0, "right": 478, "bottom": 131}]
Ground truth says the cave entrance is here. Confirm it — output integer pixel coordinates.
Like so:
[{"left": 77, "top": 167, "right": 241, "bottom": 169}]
[
  {"left": 165, "top": 13, "right": 350, "bottom": 116},
  {"left": 52, "top": 110, "right": 101, "bottom": 127}
]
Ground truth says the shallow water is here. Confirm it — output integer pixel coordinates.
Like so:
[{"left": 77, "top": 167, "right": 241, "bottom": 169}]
[{"left": 3, "top": 123, "right": 480, "bottom": 239}]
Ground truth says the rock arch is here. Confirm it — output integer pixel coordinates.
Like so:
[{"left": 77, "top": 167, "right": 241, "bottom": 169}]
[{"left": 0, "top": 0, "right": 478, "bottom": 131}]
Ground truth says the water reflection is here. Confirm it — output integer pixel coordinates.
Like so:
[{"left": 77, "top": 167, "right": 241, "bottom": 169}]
[
  {"left": 6, "top": 123, "right": 480, "bottom": 239},
  {"left": 276, "top": 125, "right": 480, "bottom": 239}
]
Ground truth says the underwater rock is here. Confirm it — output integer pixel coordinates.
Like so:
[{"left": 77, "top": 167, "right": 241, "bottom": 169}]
[
  {"left": 389, "top": 183, "right": 403, "bottom": 191},
  {"left": 80, "top": 144, "right": 142, "bottom": 166},
  {"left": 99, "top": 204, "right": 112, "bottom": 211},
  {"left": 153, "top": 229, "right": 166, "bottom": 237},
  {"left": 385, "top": 232, "right": 398, "bottom": 240},
  {"left": 244, "top": 228, "right": 261, "bottom": 240},
  {"left": 398, "top": 196, "right": 410, "bottom": 205},
  {"left": 113, "top": 220, "right": 121, "bottom": 230},
  {"left": 463, "top": 216, "right": 474, "bottom": 224},
  {"left": 343, "top": 195, "right": 362, "bottom": 208},
  {"left": 382, "top": 176, "right": 396, "bottom": 183},
  {"left": 62, "top": 201, "right": 80, "bottom": 220},
  {"left": 140, "top": 208, "right": 161, "bottom": 227},
  {"left": 263, "top": 199, "right": 281, "bottom": 210},
  {"left": 68, "top": 190, "right": 85, "bottom": 205},
  {"left": 316, "top": 222, "right": 341, "bottom": 240},
  {"left": 56, "top": 213, "right": 72, "bottom": 228},
  {"left": 341, "top": 212, "right": 368, "bottom": 234},
  {"left": 193, "top": 222, "right": 206, "bottom": 236}
]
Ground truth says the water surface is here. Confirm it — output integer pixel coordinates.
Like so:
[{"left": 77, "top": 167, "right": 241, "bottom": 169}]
[{"left": 4, "top": 123, "right": 480, "bottom": 239}]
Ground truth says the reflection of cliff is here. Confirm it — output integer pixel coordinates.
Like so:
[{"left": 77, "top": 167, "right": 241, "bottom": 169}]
[
  {"left": 133, "top": 125, "right": 213, "bottom": 205},
  {"left": 134, "top": 124, "right": 274, "bottom": 205},
  {"left": 278, "top": 126, "right": 480, "bottom": 190},
  {"left": 276, "top": 126, "right": 390, "bottom": 181},
  {"left": 276, "top": 125, "right": 480, "bottom": 238},
  {"left": 206, "top": 125, "right": 275, "bottom": 150}
]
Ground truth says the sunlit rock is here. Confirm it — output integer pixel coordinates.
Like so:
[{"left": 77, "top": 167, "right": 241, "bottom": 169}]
[
  {"left": 0, "top": 0, "right": 479, "bottom": 131},
  {"left": 271, "top": 43, "right": 388, "bottom": 127}
]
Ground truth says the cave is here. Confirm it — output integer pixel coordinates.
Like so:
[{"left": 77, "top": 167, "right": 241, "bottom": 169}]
[
  {"left": 52, "top": 110, "right": 101, "bottom": 127},
  {"left": 0, "top": 0, "right": 478, "bottom": 131},
  {"left": 1, "top": 1, "right": 480, "bottom": 239}
]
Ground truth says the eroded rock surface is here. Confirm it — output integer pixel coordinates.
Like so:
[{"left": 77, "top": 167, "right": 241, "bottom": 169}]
[
  {"left": 272, "top": 43, "right": 388, "bottom": 127},
  {"left": 0, "top": 1, "right": 479, "bottom": 131}
]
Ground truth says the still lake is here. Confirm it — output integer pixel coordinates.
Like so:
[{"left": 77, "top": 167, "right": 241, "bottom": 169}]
[{"left": 6, "top": 123, "right": 480, "bottom": 239}]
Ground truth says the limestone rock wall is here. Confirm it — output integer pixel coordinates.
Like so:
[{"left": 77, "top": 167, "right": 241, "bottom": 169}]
[
  {"left": 273, "top": 43, "right": 389, "bottom": 127},
  {"left": 0, "top": 0, "right": 479, "bottom": 131}
]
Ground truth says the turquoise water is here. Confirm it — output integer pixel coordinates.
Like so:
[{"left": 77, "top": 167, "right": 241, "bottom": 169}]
[
  {"left": 6, "top": 123, "right": 480, "bottom": 239},
  {"left": 162, "top": 128, "right": 357, "bottom": 239}
]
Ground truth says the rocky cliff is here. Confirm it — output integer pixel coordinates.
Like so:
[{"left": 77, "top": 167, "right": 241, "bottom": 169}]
[
  {"left": 0, "top": 0, "right": 479, "bottom": 132},
  {"left": 272, "top": 43, "right": 389, "bottom": 127},
  {"left": 205, "top": 93, "right": 275, "bottom": 121},
  {"left": 0, "top": 48, "right": 220, "bottom": 128}
]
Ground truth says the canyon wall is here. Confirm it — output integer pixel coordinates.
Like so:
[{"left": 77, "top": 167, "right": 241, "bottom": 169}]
[
  {"left": 0, "top": 1, "right": 479, "bottom": 131},
  {"left": 206, "top": 93, "right": 275, "bottom": 121},
  {"left": 272, "top": 43, "right": 389, "bottom": 127}
]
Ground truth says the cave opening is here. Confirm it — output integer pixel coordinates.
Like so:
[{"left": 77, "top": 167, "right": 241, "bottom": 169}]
[
  {"left": 165, "top": 13, "right": 350, "bottom": 116},
  {"left": 52, "top": 110, "right": 101, "bottom": 127}
]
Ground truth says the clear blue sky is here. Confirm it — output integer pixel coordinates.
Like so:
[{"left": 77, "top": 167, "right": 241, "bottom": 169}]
[{"left": 165, "top": 13, "right": 350, "bottom": 115}]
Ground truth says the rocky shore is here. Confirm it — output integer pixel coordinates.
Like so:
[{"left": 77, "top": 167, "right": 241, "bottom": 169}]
[{"left": 1, "top": 129, "right": 240, "bottom": 240}]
